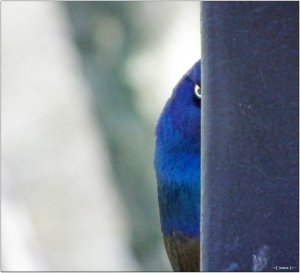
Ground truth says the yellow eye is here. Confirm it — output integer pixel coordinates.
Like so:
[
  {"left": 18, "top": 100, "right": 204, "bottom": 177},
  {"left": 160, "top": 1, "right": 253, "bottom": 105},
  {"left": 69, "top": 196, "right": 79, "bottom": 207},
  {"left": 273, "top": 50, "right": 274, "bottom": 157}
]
[{"left": 194, "top": 84, "right": 201, "bottom": 99}]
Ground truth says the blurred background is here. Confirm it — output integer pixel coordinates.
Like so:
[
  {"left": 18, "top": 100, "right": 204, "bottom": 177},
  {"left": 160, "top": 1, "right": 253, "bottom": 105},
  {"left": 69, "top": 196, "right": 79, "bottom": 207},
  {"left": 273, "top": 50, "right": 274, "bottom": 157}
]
[{"left": 2, "top": 1, "right": 200, "bottom": 271}]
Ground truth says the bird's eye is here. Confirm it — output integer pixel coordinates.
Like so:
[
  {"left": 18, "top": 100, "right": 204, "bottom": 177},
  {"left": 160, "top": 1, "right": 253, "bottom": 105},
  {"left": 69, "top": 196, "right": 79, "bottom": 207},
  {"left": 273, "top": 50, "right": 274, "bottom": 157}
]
[{"left": 194, "top": 84, "right": 201, "bottom": 99}]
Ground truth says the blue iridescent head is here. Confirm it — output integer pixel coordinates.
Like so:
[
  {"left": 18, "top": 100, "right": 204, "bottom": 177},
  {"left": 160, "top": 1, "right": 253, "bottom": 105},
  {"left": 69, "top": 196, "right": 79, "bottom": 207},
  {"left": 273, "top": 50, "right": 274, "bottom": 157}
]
[{"left": 171, "top": 59, "right": 200, "bottom": 139}]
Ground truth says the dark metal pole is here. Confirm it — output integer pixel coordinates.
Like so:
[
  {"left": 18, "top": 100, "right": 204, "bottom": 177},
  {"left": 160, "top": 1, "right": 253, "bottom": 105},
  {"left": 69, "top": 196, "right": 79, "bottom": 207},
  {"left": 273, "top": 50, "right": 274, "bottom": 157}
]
[{"left": 201, "top": 2, "right": 299, "bottom": 271}]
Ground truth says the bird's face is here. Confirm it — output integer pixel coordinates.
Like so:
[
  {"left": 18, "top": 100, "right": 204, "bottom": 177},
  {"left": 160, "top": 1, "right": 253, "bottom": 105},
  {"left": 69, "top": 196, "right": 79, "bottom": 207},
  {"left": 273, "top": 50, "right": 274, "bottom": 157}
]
[
  {"left": 169, "top": 61, "right": 201, "bottom": 145},
  {"left": 155, "top": 60, "right": 201, "bottom": 154}
]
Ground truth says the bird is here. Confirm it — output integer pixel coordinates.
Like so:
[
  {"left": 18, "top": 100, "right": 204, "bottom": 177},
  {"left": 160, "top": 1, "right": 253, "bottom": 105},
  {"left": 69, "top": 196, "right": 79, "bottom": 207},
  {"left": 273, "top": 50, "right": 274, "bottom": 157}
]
[{"left": 154, "top": 60, "right": 201, "bottom": 271}]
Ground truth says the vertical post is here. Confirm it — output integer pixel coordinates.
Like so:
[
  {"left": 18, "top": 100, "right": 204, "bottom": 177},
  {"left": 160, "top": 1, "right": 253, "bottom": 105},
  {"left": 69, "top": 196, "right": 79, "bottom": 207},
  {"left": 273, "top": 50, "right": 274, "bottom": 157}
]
[{"left": 201, "top": 2, "right": 299, "bottom": 271}]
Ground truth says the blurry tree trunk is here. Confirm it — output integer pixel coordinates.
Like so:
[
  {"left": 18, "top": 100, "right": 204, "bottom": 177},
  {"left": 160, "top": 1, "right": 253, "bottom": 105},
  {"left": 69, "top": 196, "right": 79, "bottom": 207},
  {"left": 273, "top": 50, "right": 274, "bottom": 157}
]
[
  {"left": 2, "top": 2, "right": 138, "bottom": 270},
  {"left": 65, "top": 2, "right": 168, "bottom": 270}
]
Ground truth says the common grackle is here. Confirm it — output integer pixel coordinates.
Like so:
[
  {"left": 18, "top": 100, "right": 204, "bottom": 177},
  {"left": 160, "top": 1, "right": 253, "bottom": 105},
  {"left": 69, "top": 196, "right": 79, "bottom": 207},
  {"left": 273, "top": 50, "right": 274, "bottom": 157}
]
[{"left": 155, "top": 60, "right": 201, "bottom": 271}]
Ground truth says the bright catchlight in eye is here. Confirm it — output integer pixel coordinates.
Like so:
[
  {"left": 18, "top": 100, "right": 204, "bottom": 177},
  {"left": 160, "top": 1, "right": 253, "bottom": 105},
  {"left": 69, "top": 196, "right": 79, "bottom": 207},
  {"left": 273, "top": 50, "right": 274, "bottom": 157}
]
[{"left": 194, "top": 85, "right": 201, "bottom": 99}]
